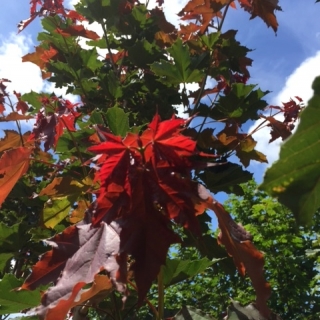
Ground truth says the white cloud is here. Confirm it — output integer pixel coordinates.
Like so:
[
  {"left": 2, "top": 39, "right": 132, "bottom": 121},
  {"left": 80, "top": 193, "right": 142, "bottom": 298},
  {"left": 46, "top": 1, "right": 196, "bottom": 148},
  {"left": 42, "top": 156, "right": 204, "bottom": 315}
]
[
  {"left": 0, "top": 33, "right": 44, "bottom": 94},
  {"left": 0, "top": 33, "right": 79, "bottom": 134},
  {"left": 249, "top": 51, "right": 320, "bottom": 169}
]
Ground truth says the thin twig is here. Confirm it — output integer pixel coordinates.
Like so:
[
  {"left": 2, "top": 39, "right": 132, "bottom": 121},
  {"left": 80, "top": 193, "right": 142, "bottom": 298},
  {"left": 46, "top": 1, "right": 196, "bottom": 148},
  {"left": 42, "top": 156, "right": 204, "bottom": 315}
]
[{"left": 128, "top": 279, "right": 159, "bottom": 319}]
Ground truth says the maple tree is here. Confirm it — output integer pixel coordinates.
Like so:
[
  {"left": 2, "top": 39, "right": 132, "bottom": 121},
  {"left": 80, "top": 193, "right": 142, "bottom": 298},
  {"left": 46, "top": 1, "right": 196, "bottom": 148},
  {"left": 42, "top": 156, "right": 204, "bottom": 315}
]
[{"left": 0, "top": 0, "right": 318, "bottom": 319}]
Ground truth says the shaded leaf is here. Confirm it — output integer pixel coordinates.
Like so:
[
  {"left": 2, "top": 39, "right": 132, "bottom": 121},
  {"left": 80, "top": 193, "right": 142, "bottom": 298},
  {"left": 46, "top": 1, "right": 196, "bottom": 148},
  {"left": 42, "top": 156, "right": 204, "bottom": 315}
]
[
  {"left": 150, "top": 38, "right": 204, "bottom": 85},
  {"left": 262, "top": 115, "right": 292, "bottom": 142},
  {"left": 260, "top": 76, "right": 320, "bottom": 225},
  {"left": 0, "top": 223, "right": 30, "bottom": 269},
  {"left": 199, "top": 163, "right": 253, "bottom": 195},
  {"left": 174, "top": 305, "right": 217, "bottom": 320},
  {"left": 198, "top": 186, "right": 271, "bottom": 318},
  {"left": 212, "top": 84, "right": 269, "bottom": 123}
]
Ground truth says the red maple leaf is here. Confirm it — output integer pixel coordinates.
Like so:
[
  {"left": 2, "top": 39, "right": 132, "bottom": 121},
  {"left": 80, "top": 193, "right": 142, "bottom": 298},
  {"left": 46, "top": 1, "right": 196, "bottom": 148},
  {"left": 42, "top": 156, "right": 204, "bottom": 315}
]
[
  {"left": 29, "top": 97, "right": 81, "bottom": 151},
  {"left": 23, "top": 114, "right": 271, "bottom": 317},
  {"left": 19, "top": 0, "right": 66, "bottom": 33},
  {"left": 13, "top": 90, "right": 29, "bottom": 114}
]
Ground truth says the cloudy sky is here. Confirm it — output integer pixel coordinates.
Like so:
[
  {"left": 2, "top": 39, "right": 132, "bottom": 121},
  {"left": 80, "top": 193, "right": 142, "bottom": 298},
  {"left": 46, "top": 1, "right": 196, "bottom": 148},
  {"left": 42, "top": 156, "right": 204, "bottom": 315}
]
[{"left": 1, "top": 0, "right": 320, "bottom": 181}]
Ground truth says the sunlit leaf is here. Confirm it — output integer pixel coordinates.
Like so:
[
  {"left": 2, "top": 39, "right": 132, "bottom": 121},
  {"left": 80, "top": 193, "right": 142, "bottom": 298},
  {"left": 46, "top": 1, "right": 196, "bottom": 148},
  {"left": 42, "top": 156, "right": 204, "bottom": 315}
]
[
  {"left": 0, "top": 147, "right": 32, "bottom": 207},
  {"left": 0, "top": 130, "right": 31, "bottom": 153}
]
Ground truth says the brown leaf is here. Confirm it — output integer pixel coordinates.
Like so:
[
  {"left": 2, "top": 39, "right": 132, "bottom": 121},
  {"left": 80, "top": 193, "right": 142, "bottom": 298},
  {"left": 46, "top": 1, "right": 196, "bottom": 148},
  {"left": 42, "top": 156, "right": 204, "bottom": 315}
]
[
  {"left": 198, "top": 185, "right": 271, "bottom": 318},
  {"left": 238, "top": 0, "right": 282, "bottom": 32},
  {"left": 22, "top": 46, "right": 55, "bottom": 79},
  {"left": 69, "top": 200, "right": 90, "bottom": 224},
  {"left": 262, "top": 115, "right": 292, "bottom": 142},
  {"left": 39, "top": 176, "right": 89, "bottom": 197},
  {"left": 55, "top": 25, "right": 100, "bottom": 40},
  {"left": 0, "top": 130, "right": 31, "bottom": 153},
  {"left": 236, "top": 148, "right": 268, "bottom": 167},
  {"left": 0, "top": 112, "right": 33, "bottom": 122},
  {"left": 0, "top": 147, "right": 32, "bottom": 207},
  {"left": 44, "top": 275, "right": 113, "bottom": 320},
  {"left": 178, "top": 0, "right": 223, "bottom": 34}
]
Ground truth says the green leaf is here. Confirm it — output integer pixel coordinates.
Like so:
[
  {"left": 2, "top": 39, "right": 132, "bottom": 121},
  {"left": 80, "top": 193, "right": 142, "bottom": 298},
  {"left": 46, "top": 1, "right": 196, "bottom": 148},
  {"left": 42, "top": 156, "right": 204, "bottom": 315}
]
[
  {"left": 0, "top": 253, "right": 12, "bottom": 271},
  {"left": 41, "top": 176, "right": 90, "bottom": 228},
  {"left": 199, "top": 163, "right": 253, "bottom": 195},
  {"left": 21, "top": 91, "right": 44, "bottom": 111},
  {"left": 43, "top": 196, "right": 75, "bottom": 229},
  {"left": 260, "top": 76, "right": 320, "bottom": 225},
  {"left": 150, "top": 38, "right": 205, "bottom": 85},
  {"left": 212, "top": 84, "right": 269, "bottom": 123},
  {"left": 79, "top": 48, "right": 103, "bottom": 72},
  {"left": 0, "top": 223, "right": 30, "bottom": 268},
  {"left": 128, "top": 39, "right": 162, "bottom": 68},
  {"left": 89, "top": 110, "right": 105, "bottom": 125},
  {"left": 0, "top": 274, "right": 40, "bottom": 314},
  {"left": 201, "top": 33, "right": 220, "bottom": 49},
  {"left": 174, "top": 305, "right": 217, "bottom": 320},
  {"left": 163, "top": 258, "right": 219, "bottom": 287},
  {"left": 103, "top": 71, "right": 123, "bottom": 99},
  {"left": 106, "top": 106, "right": 129, "bottom": 137}
]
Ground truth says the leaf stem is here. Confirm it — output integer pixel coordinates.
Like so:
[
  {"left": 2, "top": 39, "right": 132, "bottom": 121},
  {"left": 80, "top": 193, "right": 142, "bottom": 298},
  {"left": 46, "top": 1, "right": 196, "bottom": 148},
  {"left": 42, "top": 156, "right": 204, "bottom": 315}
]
[
  {"left": 157, "top": 265, "right": 165, "bottom": 320},
  {"left": 7, "top": 95, "right": 24, "bottom": 146},
  {"left": 192, "top": 1, "right": 231, "bottom": 118},
  {"left": 101, "top": 21, "right": 117, "bottom": 73},
  {"left": 59, "top": 116, "right": 88, "bottom": 177}
]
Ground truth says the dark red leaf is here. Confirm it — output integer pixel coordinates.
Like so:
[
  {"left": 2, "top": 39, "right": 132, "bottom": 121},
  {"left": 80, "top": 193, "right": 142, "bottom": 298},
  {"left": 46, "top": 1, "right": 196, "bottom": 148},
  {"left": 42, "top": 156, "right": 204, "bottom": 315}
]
[
  {"left": 198, "top": 185, "right": 271, "bottom": 318},
  {"left": 24, "top": 222, "right": 125, "bottom": 320}
]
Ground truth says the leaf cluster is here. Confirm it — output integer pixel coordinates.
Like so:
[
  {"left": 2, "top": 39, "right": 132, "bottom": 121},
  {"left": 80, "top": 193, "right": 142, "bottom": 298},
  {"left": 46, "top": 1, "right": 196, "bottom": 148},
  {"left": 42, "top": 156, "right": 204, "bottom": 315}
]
[{"left": 1, "top": 0, "right": 318, "bottom": 320}]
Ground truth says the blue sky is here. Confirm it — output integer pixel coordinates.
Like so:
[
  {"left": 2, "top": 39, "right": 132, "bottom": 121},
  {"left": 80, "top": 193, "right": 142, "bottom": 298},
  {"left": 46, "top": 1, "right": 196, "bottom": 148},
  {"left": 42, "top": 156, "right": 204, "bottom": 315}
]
[{"left": 1, "top": 0, "right": 320, "bottom": 181}]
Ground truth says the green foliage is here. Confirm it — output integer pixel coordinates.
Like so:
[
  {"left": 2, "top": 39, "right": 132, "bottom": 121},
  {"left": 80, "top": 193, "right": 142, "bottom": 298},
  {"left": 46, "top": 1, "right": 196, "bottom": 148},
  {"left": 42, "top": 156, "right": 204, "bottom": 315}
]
[
  {"left": 260, "top": 76, "right": 320, "bottom": 225},
  {"left": 0, "top": 274, "right": 41, "bottom": 314}
]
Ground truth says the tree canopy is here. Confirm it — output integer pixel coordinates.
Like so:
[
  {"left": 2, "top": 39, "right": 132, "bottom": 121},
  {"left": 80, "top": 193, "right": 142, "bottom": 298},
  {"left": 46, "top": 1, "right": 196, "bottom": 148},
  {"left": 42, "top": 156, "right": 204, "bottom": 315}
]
[{"left": 0, "top": 0, "right": 320, "bottom": 319}]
